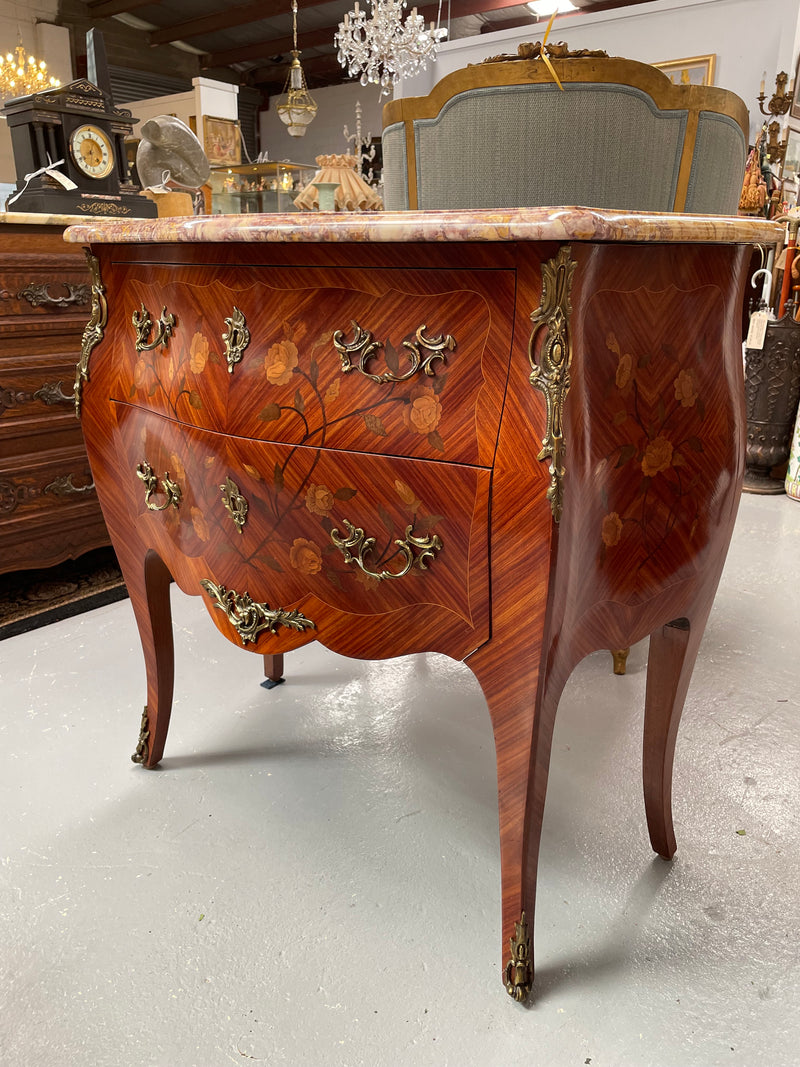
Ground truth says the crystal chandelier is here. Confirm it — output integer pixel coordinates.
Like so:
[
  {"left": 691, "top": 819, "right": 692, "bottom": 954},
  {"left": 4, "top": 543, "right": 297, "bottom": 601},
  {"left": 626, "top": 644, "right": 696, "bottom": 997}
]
[
  {"left": 335, "top": 0, "right": 447, "bottom": 98},
  {"left": 276, "top": 0, "right": 318, "bottom": 137},
  {"left": 0, "top": 36, "right": 60, "bottom": 101}
]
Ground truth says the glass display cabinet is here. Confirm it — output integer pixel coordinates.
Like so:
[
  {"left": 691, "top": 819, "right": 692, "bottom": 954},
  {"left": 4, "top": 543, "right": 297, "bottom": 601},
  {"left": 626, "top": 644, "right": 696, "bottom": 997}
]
[{"left": 208, "top": 160, "right": 315, "bottom": 214}]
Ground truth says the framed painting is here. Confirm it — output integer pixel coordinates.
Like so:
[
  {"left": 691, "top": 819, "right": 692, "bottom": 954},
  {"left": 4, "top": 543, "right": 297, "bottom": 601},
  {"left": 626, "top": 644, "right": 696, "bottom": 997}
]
[
  {"left": 202, "top": 116, "right": 242, "bottom": 167},
  {"left": 781, "top": 126, "right": 800, "bottom": 182},
  {"left": 791, "top": 55, "right": 800, "bottom": 122},
  {"left": 654, "top": 54, "right": 716, "bottom": 87}
]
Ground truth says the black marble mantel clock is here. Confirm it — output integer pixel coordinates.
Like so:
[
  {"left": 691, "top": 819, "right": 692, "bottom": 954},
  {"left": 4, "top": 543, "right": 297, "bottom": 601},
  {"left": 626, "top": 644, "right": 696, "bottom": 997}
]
[{"left": 2, "top": 29, "right": 156, "bottom": 218}]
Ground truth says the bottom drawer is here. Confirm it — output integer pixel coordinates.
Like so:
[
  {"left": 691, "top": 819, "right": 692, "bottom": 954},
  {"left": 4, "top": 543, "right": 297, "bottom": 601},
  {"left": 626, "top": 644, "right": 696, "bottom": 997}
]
[{"left": 111, "top": 403, "right": 491, "bottom": 659}]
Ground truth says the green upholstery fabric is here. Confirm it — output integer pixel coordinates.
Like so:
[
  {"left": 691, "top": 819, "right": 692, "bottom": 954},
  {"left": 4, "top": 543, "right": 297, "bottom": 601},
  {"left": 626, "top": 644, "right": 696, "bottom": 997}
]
[
  {"left": 684, "top": 111, "right": 747, "bottom": 215},
  {"left": 409, "top": 83, "right": 688, "bottom": 212},
  {"left": 382, "top": 122, "right": 409, "bottom": 211}
]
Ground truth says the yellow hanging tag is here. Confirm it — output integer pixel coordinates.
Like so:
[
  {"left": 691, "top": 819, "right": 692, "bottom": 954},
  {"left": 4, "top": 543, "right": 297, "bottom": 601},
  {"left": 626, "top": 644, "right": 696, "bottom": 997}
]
[{"left": 540, "top": 12, "right": 564, "bottom": 91}]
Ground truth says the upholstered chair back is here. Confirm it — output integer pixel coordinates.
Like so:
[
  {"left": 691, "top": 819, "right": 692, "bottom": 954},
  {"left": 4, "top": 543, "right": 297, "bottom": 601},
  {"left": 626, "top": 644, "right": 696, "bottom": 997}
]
[{"left": 381, "top": 52, "right": 748, "bottom": 214}]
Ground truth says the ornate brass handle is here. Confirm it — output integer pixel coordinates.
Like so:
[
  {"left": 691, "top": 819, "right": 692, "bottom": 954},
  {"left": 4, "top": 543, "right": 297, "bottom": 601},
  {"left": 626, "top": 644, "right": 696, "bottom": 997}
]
[
  {"left": 43, "top": 473, "right": 95, "bottom": 496},
  {"left": 135, "top": 461, "right": 182, "bottom": 511},
  {"left": 1, "top": 379, "right": 74, "bottom": 414},
  {"left": 330, "top": 518, "right": 442, "bottom": 580},
  {"left": 16, "top": 282, "right": 90, "bottom": 308},
  {"left": 222, "top": 307, "right": 250, "bottom": 373},
  {"left": 332, "top": 321, "right": 455, "bottom": 384},
  {"left": 200, "top": 578, "right": 315, "bottom": 645},
  {"left": 132, "top": 303, "right": 176, "bottom": 352}
]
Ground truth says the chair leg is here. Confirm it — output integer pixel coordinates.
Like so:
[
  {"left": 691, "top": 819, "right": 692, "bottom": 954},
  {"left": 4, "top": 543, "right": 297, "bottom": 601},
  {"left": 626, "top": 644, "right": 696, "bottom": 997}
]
[{"left": 642, "top": 617, "right": 704, "bottom": 859}]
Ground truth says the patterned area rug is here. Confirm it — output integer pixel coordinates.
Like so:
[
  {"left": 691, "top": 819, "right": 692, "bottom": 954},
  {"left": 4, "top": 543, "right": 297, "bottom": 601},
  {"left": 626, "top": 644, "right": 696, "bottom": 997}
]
[{"left": 0, "top": 547, "right": 128, "bottom": 640}]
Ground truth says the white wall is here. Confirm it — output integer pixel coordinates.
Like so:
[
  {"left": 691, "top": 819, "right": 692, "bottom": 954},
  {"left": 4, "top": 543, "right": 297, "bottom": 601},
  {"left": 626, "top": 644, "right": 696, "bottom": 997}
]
[
  {"left": 394, "top": 0, "right": 800, "bottom": 144},
  {"left": 121, "top": 77, "right": 238, "bottom": 151},
  {"left": 260, "top": 80, "right": 384, "bottom": 167}
]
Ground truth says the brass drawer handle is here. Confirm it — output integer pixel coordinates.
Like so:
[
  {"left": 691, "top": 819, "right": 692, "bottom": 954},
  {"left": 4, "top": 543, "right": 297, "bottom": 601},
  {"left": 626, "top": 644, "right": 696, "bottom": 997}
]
[
  {"left": 135, "top": 461, "right": 182, "bottom": 511},
  {"left": 132, "top": 303, "right": 176, "bottom": 352},
  {"left": 222, "top": 306, "right": 250, "bottom": 373},
  {"left": 333, "top": 321, "right": 455, "bottom": 384},
  {"left": 16, "top": 281, "right": 90, "bottom": 308},
  {"left": 0, "top": 379, "right": 74, "bottom": 414},
  {"left": 330, "top": 518, "right": 442, "bottom": 580},
  {"left": 43, "top": 473, "right": 95, "bottom": 496},
  {"left": 200, "top": 578, "right": 315, "bottom": 645}
]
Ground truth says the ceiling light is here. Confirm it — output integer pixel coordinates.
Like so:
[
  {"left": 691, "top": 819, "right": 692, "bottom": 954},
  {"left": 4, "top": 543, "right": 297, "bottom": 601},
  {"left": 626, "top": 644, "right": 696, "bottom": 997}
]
[{"left": 526, "top": 1, "right": 578, "bottom": 15}]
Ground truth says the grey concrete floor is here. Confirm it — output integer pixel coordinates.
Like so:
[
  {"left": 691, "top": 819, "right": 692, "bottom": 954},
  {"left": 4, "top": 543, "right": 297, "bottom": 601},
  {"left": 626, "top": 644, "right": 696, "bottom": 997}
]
[{"left": 1, "top": 493, "right": 799, "bottom": 1067}]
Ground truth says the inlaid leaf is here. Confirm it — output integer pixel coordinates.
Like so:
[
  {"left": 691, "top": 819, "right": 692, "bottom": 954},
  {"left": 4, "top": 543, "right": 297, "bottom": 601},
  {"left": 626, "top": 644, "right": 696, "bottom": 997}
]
[
  {"left": 319, "top": 515, "right": 333, "bottom": 534},
  {"left": 364, "top": 412, "right": 388, "bottom": 436},
  {"left": 613, "top": 410, "right": 628, "bottom": 426},
  {"left": 243, "top": 463, "right": 261, "bottom": 480},
  {"left": 415, "top": 514, "right": 444, "bottom": 531},
  {"left": 283, "top": 319, "right": 294, "bottom": 341},
  {"left": 324, "top": 379, "right": 341, "bottom": 403},
  {"left": 273, "top": 462, "right": 284, "bottom": 493},
  {"left": 431, "top": 372, "right": 448, "bottom": 395},
  {"left": 259, "top": 403, "right": 281, "bottom": 422},
  {"left": 256, "top": 553, "right": 284, "bottom": 573},
  {"left": 687, "top": 436, "right": 704, "bottom": 452},
  {"left": 616, "top": 443, "right": 637, "bottom": 468},
  {"left": 209, "top": 350, "right": 222, "bottom": 365},
  {"left": 294, "top": 389, "right": 305, "bottom": 414},
  {"left": 334, "top": 487, "right": 357, "bottom": 501},
  {"left": 326, "top": 569, "right": 344, "bottom": 591},
  {"left": 428, "top": 430, "right": 445, "bottom": 453},
  {"left": 378, "top": 504, "right": 394, "bottom": 532},
  {"left": 309, "top": 359, "right": 319, "bottom": 387},
  {"left": 148, "top": 382, "right": 158, "bottom": 397},
  {"left": 129, "top": 383, "right": 136, "bottom": 398},
  {"left": 384, "top": 341, "right": 401, "bottom": 376},
  {"left": 189, "top": 391, "right": 203, "bottom": 409},
  {"left": 637, "top": 352, "right": 651, "bottom": 368}
]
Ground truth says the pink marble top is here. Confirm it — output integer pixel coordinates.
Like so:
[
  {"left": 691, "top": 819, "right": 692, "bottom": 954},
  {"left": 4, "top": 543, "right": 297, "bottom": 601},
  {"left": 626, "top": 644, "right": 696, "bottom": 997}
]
[{"left": 63, "top": 206, "right": 782, "bottom": 246}]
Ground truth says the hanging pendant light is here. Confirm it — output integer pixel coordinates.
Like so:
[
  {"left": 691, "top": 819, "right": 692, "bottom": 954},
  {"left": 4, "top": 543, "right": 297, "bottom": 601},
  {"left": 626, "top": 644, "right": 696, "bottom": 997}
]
[{"left": 276, "top": 0, "right": 318, "bottom": 137}]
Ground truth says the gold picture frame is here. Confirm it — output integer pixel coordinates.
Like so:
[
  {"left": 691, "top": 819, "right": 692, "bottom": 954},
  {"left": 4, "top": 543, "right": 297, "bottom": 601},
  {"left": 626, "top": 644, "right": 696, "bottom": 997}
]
[
  {"left": 781, "top": 126, "right": 800, "bottom": 183},
  {"left": 654, "top": 54, "right": 716, "bottom": 87},
  {"left": 202, "top": 116, "right": 242, "bottom": 167}
]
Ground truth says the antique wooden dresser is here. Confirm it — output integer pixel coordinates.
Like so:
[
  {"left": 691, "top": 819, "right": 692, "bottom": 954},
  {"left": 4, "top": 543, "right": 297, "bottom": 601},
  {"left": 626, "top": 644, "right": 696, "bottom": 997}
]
[
  {"left": 0, "top": 213, "right": 109, "bottom": 574},
  {"left": 65, "top": 207, "right": 778, "bottom": 1001}
]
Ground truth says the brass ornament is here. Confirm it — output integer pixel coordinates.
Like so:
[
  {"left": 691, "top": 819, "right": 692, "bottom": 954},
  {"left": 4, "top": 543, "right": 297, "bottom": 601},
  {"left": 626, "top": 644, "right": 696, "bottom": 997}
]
[
  {"left": 504, "top": 911, "right": 533, "bottom": 1002},
  {"left": 131, "top": 707, "right": 150, "bottom": 765},
  {"left": 220, "top": 476, "right": 248, "bottom": 533},
  {"left": 200, "top": 578, "right": 315, "bottom": 645},
  {"left": 330, "top": 518, "right": 442, "bottom": 580},
  {"left": 43, "top": 473, "right": 95, "bottom": 496},
  {"left": 222, "top": 306, "right": 251, "bottom": 374},
  {"left": 528, "top": 245, "right": 576, "bottom": 523},
  {"left": 73, "top": 251, "right": 108, "bottom": 417},
  {"left": 135, "top": 461, "right": 182, "bottom": 511},
  {"left": 132, "top": 303, "right": 176, "bottom": 352},
  {"left": 333, "top": 321, "right": 455, "bottom": 383},
  {"left": 17, "top": 281, "right": 90, "bottom": 308}
]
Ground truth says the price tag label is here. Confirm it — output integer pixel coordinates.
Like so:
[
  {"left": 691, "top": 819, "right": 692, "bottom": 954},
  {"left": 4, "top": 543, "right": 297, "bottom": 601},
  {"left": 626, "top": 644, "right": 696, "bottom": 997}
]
[{"left": 746, "top": 310, "right": 770, "bottom": 350}]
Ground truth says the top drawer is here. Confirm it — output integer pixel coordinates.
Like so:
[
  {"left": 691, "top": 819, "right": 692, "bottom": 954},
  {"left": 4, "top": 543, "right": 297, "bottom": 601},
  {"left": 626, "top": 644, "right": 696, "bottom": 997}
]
[
  {"left": 102, "top": 261, "right": 515, "bottom": 467},
  {"left": 0, "top": 252, "right": 92, "bottom": 322}
]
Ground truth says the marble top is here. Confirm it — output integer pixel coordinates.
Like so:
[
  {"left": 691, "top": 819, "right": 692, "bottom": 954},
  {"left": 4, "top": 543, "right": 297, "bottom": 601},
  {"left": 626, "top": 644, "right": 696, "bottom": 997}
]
[
  {"left": 0, "top": 210, "right": 153, "bottom": 226},
  {"left": 63, "top": 206, "right": 782, "bottom": 246}
]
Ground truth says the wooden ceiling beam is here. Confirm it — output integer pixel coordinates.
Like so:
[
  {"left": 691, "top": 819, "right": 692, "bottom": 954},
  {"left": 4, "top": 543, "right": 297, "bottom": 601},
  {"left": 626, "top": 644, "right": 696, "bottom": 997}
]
[
  {"left": 87, "top": 0, "right": 158, "bottom": 16},
  {"left": 148, "top": 0, "right": 326, "bottom": 46}
]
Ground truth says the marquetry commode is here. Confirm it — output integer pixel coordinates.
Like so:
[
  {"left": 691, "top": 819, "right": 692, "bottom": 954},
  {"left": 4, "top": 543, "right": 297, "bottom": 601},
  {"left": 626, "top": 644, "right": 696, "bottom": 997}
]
[{"left": 66, "top": 207, "right": 779, "bottom": 1002}]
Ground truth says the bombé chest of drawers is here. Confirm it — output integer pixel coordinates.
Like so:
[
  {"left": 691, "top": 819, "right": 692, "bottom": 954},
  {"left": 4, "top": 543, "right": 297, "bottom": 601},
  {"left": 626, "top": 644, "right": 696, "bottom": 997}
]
[
  {"left": 0, "top": 214, "right": 109, "bottom": 574},
  {"left": 67, "top": 207, "right": 779, "bottom": 1002}
]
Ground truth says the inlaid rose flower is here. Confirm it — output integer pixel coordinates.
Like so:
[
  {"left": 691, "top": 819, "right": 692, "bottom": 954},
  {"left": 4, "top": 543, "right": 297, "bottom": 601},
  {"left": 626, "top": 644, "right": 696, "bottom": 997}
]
[
  {"left": 673, "top": 369, "right": 698, "bottom": 408},
  {"left": 133, "top": 358, "right": 149, "bottom": 388},
  {"left": 264, "top": 340, "right": 299, "bottom": 386},
  {"left": 189, "top": 332, "right": 208, "bottom": 374},
  {"left": 305, "top": 483, "right": 334, "bottom": 516},
  {"left": 642, "top": 435, "right": 674, "bottom": 477},
  {"left": 403, "top": 384, "right": 442, "bottom": 436},
  {"left": 601, "top": 512, "right": 623, "bottom": 547},
  {"left": 289, "top": 537, "right": 322, "bottom": 575}
]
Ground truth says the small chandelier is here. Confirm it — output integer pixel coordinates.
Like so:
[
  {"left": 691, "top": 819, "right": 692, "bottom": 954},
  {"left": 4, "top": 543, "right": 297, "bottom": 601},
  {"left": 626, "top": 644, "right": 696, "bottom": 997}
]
[
  {"left": 0, "top": 35, "right": 60, "bottom": 101},
  {"left": 276, "top": 0, "right": 318, "bottom": 137},
  {"left": 335, "top": 0, "right": 447, "bottom": 98}
]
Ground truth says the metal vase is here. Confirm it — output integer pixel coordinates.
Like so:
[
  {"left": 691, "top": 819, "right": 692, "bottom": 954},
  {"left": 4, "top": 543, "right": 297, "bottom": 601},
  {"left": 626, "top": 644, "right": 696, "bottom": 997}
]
[{"left": 743, "top": 311, "right": 800, "bottom": 494}]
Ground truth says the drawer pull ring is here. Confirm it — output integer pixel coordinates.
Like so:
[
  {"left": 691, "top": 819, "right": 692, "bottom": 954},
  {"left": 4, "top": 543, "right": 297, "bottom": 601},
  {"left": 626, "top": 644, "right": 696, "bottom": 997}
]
[
  {"left": 222, "top": 307, "right": 250, "bottom": 374},
  {"left": 17, "top": 281, "right": 90, "bottom": 308},
  {"left": 132, "top": 303, "right": 176, "bottom": 352},
  {"left": 200, "top": 579, "right": 315, "bottom": 645},
  {"left": 136, "top": 461, "right": 182, "bottom": 511},
  {"left": 43, "top": 473, "right": 95, "bottom": 497},
  {"left": 220, "top": 476, "right": 248, "bottom": 533},
  {"left": 333, "top": 321, "right": 455, "bottom": 384},
  {"left": 330, "top": 518, "right": 442, "bottom": 580},
  {"left": 74, "top": 251, "right": 108, "bottom": 418}
]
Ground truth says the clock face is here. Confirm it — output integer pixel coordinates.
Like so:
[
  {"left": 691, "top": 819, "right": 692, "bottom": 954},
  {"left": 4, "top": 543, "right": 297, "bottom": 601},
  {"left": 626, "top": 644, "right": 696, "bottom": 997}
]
[{"left": 69, "top": 124, "right": 115, "bottom": 180}]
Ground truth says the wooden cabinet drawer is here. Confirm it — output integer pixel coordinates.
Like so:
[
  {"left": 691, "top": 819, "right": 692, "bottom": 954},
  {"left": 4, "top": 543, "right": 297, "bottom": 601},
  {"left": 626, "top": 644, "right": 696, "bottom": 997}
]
[
  {"left": 0, "top": 351, "right": 77, "bottom": 442},
  {"left": 0, "top": 444, "right": 95, "bottom": 525},
  {"left": 103, "top": 262, "right": 514, "bottom": 467},
  {"left": 111, "top": 403, "right": 490, "bottom": 652},
  {"left": 0, "top": 254, "right": 92, "bottom": 321}
]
